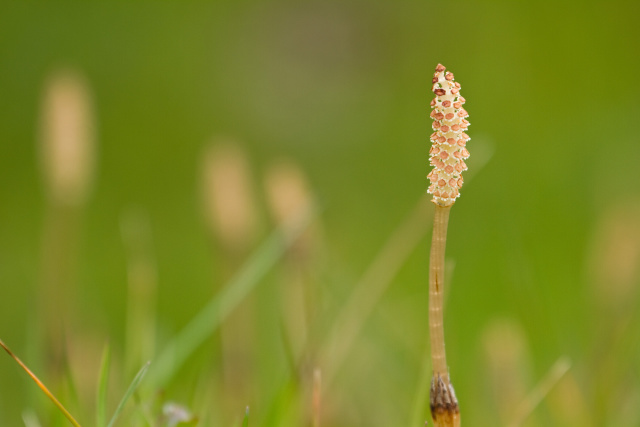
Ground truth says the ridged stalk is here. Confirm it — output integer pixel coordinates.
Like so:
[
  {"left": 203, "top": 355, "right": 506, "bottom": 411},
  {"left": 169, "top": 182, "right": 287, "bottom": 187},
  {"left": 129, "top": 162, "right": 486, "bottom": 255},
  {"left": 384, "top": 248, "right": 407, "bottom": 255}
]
[
  {"left": 429, "top": 204, "right": 451, "bottom": 378},
  {"left": 428, "top": 205, "right": 460, "bottom": 427}
]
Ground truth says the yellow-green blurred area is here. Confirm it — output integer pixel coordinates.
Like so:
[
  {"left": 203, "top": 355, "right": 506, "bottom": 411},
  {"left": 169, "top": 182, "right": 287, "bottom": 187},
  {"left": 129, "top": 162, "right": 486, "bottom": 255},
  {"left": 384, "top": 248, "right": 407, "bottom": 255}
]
[{"left": 1, "top": 1, "right": 640, "bottom": 426}]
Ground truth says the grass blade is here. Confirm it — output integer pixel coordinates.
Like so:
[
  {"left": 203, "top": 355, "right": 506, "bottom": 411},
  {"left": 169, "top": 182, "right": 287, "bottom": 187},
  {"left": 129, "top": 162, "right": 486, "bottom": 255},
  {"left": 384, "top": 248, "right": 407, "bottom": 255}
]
[
  {"left": 0, "top": 338, "right": 82, "bottom": 427},
  {"left": 409, "top": 346, "right": 433, "bottom": 427},
  {"left": 242, "top": 406, "right": 249, "bottom": 427},
  {"left": 96, "top": 344, "right": 111, "bottom": 427},
  {"left": 149, "top": 206, "right": 316, "bottom": 388},
  {"left": 320, "top": 198, "right": 433, "bottom": 388},
  {"left": 106, "top": 361, "right": 151, "bottom": 427},
  {"left": 507, "top": 356, "right": 571, "bottom": 427}
]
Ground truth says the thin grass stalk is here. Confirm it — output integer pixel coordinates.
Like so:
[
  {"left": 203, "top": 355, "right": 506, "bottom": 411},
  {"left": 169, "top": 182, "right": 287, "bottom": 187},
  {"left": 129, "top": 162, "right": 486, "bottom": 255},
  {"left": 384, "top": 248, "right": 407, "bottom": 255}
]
[
  {"left": 96, "top": 344, "right": 110, "bottom": 427},
  {"left": 507, "top": 357, "right": 571, "bottom": 427},
  {"left": 105, "top": 361, "right": 150, "bottom": 427},
  {"left": 0, "top": 339, "right": 82, "bottom": 427},
  {"left": 410, "top": 332, "right": 435, "bottom": 426}
]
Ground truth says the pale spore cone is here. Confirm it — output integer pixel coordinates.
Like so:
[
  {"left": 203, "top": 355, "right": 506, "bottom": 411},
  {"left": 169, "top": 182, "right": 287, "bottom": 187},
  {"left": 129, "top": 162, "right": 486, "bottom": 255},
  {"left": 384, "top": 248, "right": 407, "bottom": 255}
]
[{"left": 427, "top": 64, "right": 470, "bottom": 207}]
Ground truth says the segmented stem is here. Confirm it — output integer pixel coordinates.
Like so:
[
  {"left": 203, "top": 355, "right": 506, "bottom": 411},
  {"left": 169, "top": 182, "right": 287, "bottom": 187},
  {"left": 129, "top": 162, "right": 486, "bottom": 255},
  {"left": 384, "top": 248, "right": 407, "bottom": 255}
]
[
  {"left": 428, "top": 205, "right": 460, "bottom": 427},
  {"left": 429, "top": 204, "right": 451, "bottom": 379}
]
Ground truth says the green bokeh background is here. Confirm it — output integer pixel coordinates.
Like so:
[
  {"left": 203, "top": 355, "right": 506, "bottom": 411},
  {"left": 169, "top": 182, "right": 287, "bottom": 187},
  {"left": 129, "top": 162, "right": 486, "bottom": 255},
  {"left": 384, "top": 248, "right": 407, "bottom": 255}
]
[{"left": 1, "top": 1, "right": 640, "bottom": 426}]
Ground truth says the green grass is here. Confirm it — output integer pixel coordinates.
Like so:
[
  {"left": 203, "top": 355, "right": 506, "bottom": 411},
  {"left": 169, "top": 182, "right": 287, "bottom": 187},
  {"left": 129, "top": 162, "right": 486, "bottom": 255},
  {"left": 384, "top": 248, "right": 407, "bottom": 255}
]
[
  {"left": 148, "top": 205, "right": 317, "bottom": 389},
  {"left": 96, "top": 345, "right": 110, "bottom": 427},
  {"left": 106, "top": 362, "right": 150, "bottom": 427}
]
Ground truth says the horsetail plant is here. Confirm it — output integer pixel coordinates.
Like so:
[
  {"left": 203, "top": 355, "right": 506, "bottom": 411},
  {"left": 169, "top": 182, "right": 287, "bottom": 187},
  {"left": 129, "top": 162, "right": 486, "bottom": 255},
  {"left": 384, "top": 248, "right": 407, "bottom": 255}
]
[{"left": 426, "top": 63, "right": 470, "bottom": 427}]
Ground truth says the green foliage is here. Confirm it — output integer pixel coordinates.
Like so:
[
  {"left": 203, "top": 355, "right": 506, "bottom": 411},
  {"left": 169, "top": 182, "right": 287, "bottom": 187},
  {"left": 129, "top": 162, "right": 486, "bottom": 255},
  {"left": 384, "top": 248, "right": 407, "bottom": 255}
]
[
  {"left": 148, "top": 207, "right": 316, "bottom": 389},
  {"left": 106, "top": 362, "right": 150, "bottom": 427},
  {"left": 97, "top": 344, "right": 111, "bottom": 427},
  {"left": 242, "top": 407, "right": 249, "bottom": 427}
]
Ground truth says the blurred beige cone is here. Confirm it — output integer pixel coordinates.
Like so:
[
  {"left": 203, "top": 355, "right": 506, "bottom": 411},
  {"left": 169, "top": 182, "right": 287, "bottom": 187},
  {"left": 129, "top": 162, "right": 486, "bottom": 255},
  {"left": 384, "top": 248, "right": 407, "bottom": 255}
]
[
  {"left": 264, "top": 159, "right": 313, "bottom": 225},
  {"left": 264, "top": 158, "right": 319, "bottom": 261},
  {"left": 40, "top": 69, "right": 96, "bottom": 207},
  {"left": 588, "top": 201, "right": 640, "bottom": 311},
  {"left": 482, "top": 318, "right": 531, "bottom": 425},
  {"left": 202, "top": 142, "right": 259, "bottom": 254}
]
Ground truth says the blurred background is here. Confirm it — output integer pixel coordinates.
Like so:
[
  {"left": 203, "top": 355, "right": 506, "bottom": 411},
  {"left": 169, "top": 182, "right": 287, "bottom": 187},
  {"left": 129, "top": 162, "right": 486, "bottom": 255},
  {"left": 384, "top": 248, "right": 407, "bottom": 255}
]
[{"left": 1, "top": 1, "right": 640, "bottom": 426}]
